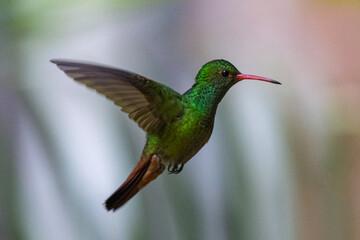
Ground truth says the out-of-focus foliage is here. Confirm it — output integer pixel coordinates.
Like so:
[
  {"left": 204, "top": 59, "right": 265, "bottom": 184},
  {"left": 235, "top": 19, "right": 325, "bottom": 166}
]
[{"left": 1, "top": 0, "right": 359, "bottom": 240}]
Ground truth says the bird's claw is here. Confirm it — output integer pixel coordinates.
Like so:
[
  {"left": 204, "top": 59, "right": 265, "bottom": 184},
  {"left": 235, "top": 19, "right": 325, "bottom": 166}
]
[{"left": 167, "top": 163, "right": 184, "bottom": 174}]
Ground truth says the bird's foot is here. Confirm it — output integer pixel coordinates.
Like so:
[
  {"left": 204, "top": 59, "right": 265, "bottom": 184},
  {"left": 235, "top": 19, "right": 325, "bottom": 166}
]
[{"left": 167, "top": 163, "right": 184, "bottom": 174}]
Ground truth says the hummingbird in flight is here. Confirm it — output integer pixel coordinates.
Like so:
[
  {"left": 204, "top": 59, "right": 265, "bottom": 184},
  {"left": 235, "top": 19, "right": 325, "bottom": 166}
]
[{"left": 51, "top": 59, "right": 281, "bottom": 211}]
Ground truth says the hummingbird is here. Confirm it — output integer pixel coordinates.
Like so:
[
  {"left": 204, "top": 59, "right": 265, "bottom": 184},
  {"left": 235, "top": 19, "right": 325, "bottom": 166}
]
[{"left": 51, "top": 59, "right": 280, "bottom": 211}]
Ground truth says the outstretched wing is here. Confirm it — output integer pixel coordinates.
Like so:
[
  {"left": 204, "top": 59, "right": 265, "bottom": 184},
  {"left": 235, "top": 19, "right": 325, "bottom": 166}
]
[{"left": 51, "top": 59, "right": 184, "bottom": 134}]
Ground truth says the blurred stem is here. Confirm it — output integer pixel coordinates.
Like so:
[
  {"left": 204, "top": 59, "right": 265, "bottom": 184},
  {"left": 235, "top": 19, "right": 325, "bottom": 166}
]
[
  {"left": 219, "top": 106, "right": 256, "bottom": 240},
  {"left": 0, "top": 1, "right": 27, "bottom": 239},
  {"left": 324, "top": 132, "right": 352, "bottom": 240},
  {"left": 285, "top": 107, "right": 326, "bottom": 240},
  {"left": 324, "top": 90, "right": 360, "bottom": 240}
]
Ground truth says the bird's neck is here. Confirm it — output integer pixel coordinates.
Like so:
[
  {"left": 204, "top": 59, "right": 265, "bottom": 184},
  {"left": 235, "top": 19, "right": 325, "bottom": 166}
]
[{"left": 183, "top": 83, "right": 231, "bottom": 116}]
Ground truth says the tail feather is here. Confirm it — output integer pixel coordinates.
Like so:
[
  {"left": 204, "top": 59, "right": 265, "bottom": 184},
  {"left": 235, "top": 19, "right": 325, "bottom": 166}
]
[{"left": 105, "top": 155, "right": 163, "bottom": 211}]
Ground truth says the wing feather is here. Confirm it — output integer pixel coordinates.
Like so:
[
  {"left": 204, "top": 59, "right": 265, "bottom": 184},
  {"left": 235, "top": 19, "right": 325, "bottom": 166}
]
[{"left": 51, "top": 59, "right": 184, "bottom": 133}]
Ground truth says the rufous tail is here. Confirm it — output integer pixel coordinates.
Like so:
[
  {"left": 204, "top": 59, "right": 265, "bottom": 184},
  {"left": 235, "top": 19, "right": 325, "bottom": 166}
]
[{"left": 105, "top": 154, "right": 164, "bottom": 211}]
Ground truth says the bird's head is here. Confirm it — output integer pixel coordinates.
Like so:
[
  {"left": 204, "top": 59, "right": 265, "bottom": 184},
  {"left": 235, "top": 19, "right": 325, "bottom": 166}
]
[{"left": 195, "top": 59, "right": 280, "bottom": 87}]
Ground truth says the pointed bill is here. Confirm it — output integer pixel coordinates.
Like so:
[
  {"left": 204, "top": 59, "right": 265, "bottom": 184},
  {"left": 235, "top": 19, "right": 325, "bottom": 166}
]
[{"left": 236, "top": 74, "right": 281, "bottom": 85}]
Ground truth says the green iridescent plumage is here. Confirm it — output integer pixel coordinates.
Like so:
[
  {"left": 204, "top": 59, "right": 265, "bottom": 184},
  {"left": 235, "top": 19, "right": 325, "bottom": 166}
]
[
  {"left": 51, "top": 58, "right": 280, "bottom": 211},
  {"left": 143, "top": 60, "right": 241, "bottom": 169}
]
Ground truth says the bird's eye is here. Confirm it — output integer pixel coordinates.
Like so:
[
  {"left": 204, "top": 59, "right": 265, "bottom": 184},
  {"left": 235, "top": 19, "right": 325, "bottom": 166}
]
[{"left": 221, "top": 70, "right": 229, "bottom": 77}]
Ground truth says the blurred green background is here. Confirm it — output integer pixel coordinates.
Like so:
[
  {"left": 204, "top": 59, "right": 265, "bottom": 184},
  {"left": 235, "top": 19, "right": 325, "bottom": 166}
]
[{"left": 1, "top": 0, "right": 360, "bottom": 239}]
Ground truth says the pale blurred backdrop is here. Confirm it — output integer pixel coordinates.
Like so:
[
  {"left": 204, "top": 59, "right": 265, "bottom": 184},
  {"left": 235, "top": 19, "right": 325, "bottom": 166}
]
[{"left": 1, "top": 0, "right": 360, "bottom": 239}]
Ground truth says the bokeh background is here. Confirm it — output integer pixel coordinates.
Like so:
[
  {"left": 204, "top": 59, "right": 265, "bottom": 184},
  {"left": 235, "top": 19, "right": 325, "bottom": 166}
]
[{"left": 1, "top": 0, "right": 360, "bottom": 239}]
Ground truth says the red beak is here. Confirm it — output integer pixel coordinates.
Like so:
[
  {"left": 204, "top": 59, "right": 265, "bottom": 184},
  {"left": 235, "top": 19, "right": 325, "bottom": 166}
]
[{"left": 236, "top": 74, "right": 281, "bottom": 85}]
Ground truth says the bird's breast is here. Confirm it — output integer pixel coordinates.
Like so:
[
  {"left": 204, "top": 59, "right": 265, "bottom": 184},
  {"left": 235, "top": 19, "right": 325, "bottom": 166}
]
[{"left": 154, "top": 107, "right": 215, "bottom": 165}]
